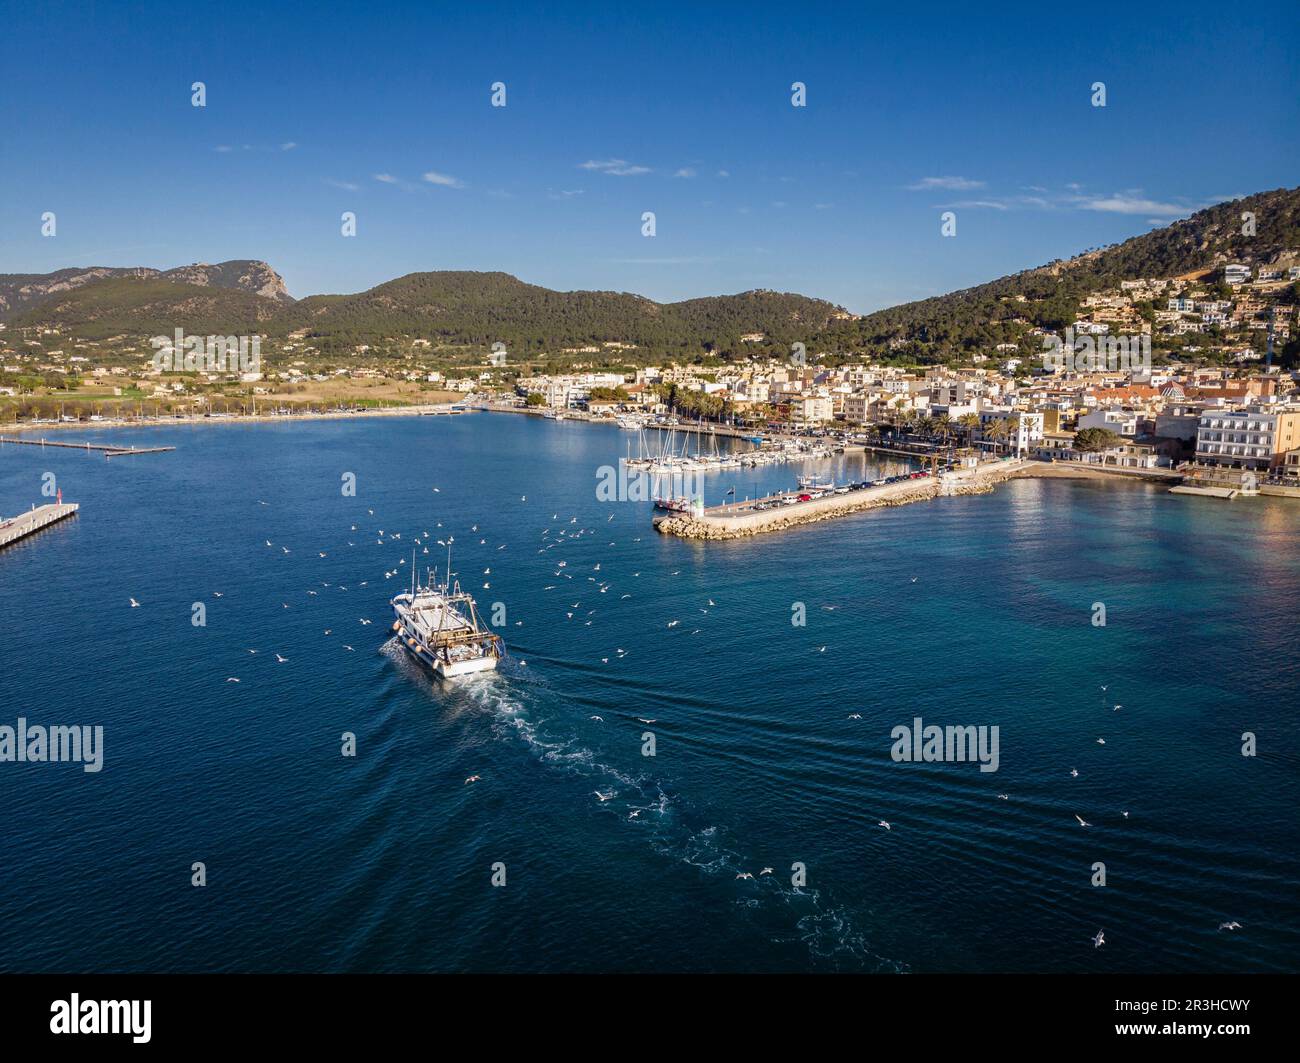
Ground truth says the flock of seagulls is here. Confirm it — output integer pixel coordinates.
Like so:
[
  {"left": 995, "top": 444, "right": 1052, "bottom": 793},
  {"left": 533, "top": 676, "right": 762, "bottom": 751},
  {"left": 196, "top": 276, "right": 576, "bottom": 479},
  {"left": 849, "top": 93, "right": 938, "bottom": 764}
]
[
  {"left": 121, "top": 487, "right": 1250, "bottom": 954},
  {"left": 1076, "top": 683, "right": 1240, "bottom": 948}
]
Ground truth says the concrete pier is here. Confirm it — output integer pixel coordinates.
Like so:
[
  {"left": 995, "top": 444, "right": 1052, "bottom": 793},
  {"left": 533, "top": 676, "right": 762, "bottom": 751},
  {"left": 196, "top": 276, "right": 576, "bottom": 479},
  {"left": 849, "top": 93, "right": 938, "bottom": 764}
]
[
  {"left": 654, "top": 460, "right": 1029, "bottom": 540},
  {"left": 0, "top": 503, "right": 80, "bottom": 549}
]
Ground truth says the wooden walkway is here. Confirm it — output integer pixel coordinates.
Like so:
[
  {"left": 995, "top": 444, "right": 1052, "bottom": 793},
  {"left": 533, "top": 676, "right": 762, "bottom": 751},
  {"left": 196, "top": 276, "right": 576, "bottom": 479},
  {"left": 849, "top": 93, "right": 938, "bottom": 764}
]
[
  {"left": 0, "top": 503, "right": 79, "bottom": 549},
  {"left": 0, "top": 436, "right": 174, "bottom": 457}
]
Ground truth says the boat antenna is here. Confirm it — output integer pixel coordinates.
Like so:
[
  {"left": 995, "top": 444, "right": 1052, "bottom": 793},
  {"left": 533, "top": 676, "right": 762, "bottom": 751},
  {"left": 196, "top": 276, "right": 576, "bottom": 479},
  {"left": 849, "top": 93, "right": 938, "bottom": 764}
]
[{"left": 410, "top": 547, "right": 416, "bottom": 596}]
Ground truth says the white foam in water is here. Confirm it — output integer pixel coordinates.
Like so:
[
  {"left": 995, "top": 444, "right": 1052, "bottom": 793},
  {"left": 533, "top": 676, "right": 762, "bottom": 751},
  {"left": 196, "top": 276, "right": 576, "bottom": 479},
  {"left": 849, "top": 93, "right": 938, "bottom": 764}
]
[{"left": 424, "top": 666, "right": 905, "bottom": 972}]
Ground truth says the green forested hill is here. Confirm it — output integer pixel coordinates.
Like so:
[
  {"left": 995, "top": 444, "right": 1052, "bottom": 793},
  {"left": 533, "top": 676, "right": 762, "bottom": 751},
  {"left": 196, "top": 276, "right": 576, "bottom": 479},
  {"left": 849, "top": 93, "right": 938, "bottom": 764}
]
[
  {"left": 1, "top": 267, "right": 846, "bottom": 357},
  {"left": 282, "top": 271, "right": 847, "bottom": 355},
  {"left": 4, "top": 278, "right": 281, "bottom": 339},
  {"left": 4, "top": 187, "right": 1296, "bottom": 362},
  {"left": 818, "top": 186, "right": 1300, "bottom": 363}
]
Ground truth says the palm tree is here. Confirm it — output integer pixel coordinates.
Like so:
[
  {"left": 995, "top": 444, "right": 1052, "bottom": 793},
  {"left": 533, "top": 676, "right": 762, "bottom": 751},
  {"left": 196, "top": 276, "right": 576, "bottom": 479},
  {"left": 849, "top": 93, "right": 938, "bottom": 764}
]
[
  {"left": 985, "top": 418, "right": 1011, "bottom": 453},
  {"left": 957, "top": 412, "right": 981, "bottom": 445}
]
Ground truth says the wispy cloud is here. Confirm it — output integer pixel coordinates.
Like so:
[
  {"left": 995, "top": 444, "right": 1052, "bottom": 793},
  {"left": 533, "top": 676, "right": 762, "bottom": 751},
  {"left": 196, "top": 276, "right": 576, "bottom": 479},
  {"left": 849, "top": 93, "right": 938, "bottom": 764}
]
[
  {"left": 608, "top": 255, "right": 720, "bottom": 265},
  {"left": 548, "top": 189, "right": 585, "bottom": 200},
  {"left": 324, "top": 178, "right": 360, "bottom": 192},
  {"left": 580, "top": 158, "right": 651, "bottom": 176},
  {"left": 935, "top": 186, "right": 1197, "bottom": 219},
  {"left": 940, "top": 199, "right": 1012, "bottom": 211},
  {"left": 214, "top": 143, "right": 292, "bottom": 154},
  {"left": 907, "top": 176, "right": 985, "bottom": 191},
  {"left": 373, "top": 173, "right": 421, "bottom": 192},
  {"left": 1073, "top": 193, "right": 1189, "bottom": 218},
  {"left": 673, "top": 167, "right": 696, "bottom": 179},
  {"left": 422, "top": 170, "right": 465, "bottom": 189},
  {"left": 716, "top": 169, "right": 730, "bottom": 178}
]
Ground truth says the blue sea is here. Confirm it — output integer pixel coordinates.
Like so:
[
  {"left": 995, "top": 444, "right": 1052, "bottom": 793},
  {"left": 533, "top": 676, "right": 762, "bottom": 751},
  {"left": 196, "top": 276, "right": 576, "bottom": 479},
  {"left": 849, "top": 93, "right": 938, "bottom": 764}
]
[{"left": 1, "top": 413, "right": 1297, "bottom": 973}]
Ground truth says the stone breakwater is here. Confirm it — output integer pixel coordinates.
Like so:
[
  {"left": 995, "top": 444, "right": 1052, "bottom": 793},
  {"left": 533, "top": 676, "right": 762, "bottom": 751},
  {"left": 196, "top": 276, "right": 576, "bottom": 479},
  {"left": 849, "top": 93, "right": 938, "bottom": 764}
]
[{"left": 654, "top": 462, "right": 1024, "bottom": 540}]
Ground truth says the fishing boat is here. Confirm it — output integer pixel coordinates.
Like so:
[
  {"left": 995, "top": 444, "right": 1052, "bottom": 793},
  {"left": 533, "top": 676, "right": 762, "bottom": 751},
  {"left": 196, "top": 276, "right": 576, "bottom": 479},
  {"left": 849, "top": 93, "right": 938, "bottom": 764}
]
[
  {"left": 797, "top": 475, "right": 835, "bottom": 491},
  {"left": 653, "top": 496, "right": 692, "bottom": 513},
  {"left": 389, "top": 549, "right": 503, "bottom": 678}
]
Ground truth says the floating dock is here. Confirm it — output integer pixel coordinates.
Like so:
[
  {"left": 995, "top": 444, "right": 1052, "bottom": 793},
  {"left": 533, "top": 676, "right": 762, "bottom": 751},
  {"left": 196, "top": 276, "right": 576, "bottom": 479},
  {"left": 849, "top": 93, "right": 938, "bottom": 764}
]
[
  {"left": 0, "top": 503, "right": 79, "bottom": 549},
  {"left": 0, "top": 436, "right": 173, "bottom": 457},
  {"left": 1168, "top": 484, "right": 1243, "bottom": 499}
]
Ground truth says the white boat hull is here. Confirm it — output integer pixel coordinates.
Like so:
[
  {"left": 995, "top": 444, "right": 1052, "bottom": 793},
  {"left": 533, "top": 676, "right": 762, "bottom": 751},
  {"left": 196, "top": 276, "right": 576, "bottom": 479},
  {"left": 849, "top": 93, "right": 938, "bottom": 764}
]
[
  {"left": 434, "top": 654, "right": 498, "bottom": 679},
  {"left": 390, "top": 583, "right": 503, "bottom": 681}
]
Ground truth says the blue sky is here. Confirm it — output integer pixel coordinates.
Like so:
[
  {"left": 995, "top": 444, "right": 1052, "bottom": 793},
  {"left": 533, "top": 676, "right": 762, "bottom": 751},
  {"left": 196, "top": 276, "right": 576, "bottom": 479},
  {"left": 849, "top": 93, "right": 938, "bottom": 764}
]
[{"left": 2, "top": 1, "right": 1296, "bottom": 313}]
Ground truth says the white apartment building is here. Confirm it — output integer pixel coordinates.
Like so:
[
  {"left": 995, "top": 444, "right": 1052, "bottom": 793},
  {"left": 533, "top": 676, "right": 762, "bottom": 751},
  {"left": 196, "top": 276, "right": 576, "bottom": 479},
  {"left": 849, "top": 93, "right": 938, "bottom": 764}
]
[
  {"left": 1078, "top": 408, "right": 1140, "bottom": 437},
  {"left": 1195, "top": 407, "right": 1300, "bottom": 470},
  {"left": 791, "top": 395, "right": 834, "bottom": 424}
]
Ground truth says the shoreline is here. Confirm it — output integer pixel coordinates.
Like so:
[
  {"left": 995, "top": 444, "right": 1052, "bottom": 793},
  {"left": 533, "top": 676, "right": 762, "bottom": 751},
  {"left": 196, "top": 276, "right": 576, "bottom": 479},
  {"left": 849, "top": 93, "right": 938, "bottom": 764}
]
[
  {"left": 0, "top": 403, "right": 472, "bottom": 436},
  {"left": 19, "top": 406, "right": 1284, "bottom": 500}
]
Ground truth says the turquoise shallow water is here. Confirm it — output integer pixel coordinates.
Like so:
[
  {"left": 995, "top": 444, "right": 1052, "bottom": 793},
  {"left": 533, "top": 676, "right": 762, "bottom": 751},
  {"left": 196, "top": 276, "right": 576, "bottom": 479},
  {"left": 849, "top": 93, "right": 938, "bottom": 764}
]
[{"left": 1, "top": 414, "right": 1297, "bottom": 972}]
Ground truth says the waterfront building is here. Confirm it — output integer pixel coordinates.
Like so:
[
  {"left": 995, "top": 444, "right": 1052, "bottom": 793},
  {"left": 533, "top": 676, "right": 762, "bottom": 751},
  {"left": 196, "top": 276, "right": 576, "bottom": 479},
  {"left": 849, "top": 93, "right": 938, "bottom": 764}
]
[
  {"left": 1283, "top": 446, "right": 1300, "bottom": 482},
  {"left": 1194, "top": 406, "right": 1300, "bottom": 470},
  {"left": 1078, "top": 407, "right": 1141, "bottom": 437}
]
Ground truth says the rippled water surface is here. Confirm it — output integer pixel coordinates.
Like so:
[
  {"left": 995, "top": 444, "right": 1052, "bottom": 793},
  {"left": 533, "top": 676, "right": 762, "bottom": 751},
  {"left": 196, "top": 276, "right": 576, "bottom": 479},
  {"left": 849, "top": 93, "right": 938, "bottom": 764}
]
[{"left": 1, "top": 415, "right": 1296, "bottom": 972}]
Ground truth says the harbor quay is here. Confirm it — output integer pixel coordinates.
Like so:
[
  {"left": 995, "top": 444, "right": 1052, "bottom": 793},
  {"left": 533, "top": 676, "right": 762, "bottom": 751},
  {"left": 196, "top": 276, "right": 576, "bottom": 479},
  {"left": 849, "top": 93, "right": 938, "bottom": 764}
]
[
  {"left": 653, "top": 459, "right": 1029, "bottom": 539},
  {"left": 0, "top": 502, "right": 79, "bottom": 549}
]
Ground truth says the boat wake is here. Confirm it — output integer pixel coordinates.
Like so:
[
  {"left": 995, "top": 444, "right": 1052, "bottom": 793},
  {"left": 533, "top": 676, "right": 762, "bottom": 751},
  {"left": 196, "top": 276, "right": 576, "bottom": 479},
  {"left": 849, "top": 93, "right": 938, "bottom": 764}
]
[{"left": 460, "top": 674, "right": 906, "bottom": 973}]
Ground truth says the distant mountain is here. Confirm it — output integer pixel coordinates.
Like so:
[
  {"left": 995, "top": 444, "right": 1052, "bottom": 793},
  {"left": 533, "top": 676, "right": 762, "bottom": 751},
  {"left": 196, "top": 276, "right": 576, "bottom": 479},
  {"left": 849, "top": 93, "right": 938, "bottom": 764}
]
[
  {"left": 3, "top": 187, "right": 1296, "bottom": 359},
  {"left": 0, "top": 259, "right": 292, "bottom": 322},
  {"left": 282, "top": 271, "right": 848, "bottom": 355},
  {"left": 157, "top": 261, "right": 293, "bottom": 303},
  {"left": 827, "top": 186, "right": 1300, "bottom": 360},
  {"left": 0, "top": 264, "right": 844, "bottom": 353},
  {"left": 2, "top": 279, "right": 283, "bottom": 340}
]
